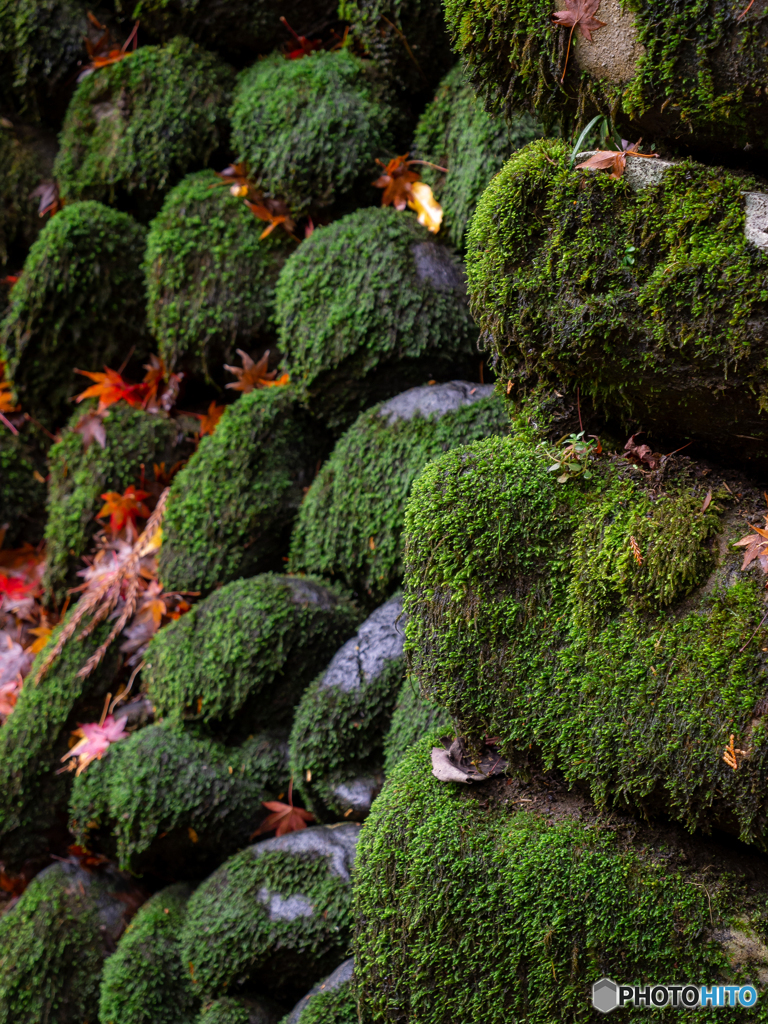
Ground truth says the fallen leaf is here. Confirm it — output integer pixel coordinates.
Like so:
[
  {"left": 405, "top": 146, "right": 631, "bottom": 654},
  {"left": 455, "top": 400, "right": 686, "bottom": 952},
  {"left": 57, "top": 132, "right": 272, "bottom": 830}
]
[
  {"left": 576, "top": 140, "right": 658, "bottom": 180},
  {"left": 74, "top": 367, "right": 148, "bottom": 413},
  {"left": 195, "top": 401, "right": 225, "bottom": 437},
  {"left": 430, "top": 735, "right": 508, "bottom": 784},
  {"left": 623, "top": 432, "right": 659, "bottom": 470},
  {"left": 735, "top": 517, "right": 768, "bottom": 573},
  {"left": 280, "top": 16, "right": 322, "bottom": 58},
  {"left": 59, "top": 715, "right": 128, "bottom": 775},
  {"left": 552, "top": 0, "right": 606, "bottom": 81},
  {"left": 97, "top": 485, "right": 150, "bottom": 538},
  {"left": 251, "top": 779, "right": 314, "bottom": 837},
  {"left": 373, "top": 154, "right": 421, "bottom": 211},
  {"left": 407, "top": 181, "right": 443, "bottom": 234},
  {"left": 224, "top": 350, "right": 285, "bottom": 393},
  {"left": 74, "top": 411, "right": 107, "bottom": 450},
  {"left": 78, "top": 14, "right": 139, "bottom": 81},
  {"left": 30, "top": 180, "right": 63, "bottom": 218},
  {"left": 700, "top": 489, "right": 713, "bottom": 514}
]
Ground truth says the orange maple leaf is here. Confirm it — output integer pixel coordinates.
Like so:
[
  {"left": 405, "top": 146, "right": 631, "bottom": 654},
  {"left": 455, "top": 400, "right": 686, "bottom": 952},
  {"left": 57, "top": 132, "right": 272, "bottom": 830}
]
[
  {"left": 78, "top": 14, "right": 139, "bottom": 81},
  {"left": 224, "top": 350, "right": 289, "bottom": 393},
  {"left": 575, "top": 141, "right": 658, "bottom": 180},
  {"left": 373, "top": 154, "right": 421, "bottom": 211},
  {"left": 142, "top": 354, "right": 167, "bottom": 408},
  {"left": 0, "top": 381, "right": 17, "bottom": 415},
  {"left": 552, "top": 0, "right": 606, "bottom": 81},
  {"left": 74, "top": 367, "right": 148, "bottom": 413},
  {"left": 97, "top": 485, "right": 150, "bottom": 537},
  {"left": 244, "top": 197, "right": 295, "bottom": 239},
  {"left": 251, "top": 779, "right": 315, "bottom": 838},
  {"left": 195, "top": 401, "right": 225, "bottom": 437}
]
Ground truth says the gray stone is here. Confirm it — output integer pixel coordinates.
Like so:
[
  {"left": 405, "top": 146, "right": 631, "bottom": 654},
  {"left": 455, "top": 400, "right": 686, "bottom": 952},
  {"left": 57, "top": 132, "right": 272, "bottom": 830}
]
[
  {"left": 332, "top": 775, "right": 383, "bottom": 815},
  {"left": 411, "top": 241, "right": 466, "bottom": 294},
  {"left": 378, "top": 380, "right": 495, "bottom": 425},
  {"left": 285, "top": 958, "right": 355, "bottom": 1024},
  {"left": 251, "top": 823, "right": 361, "bottom": 883},
  {"left": 320, "top": 595, "right": 405, "bottom": 694},
  {"left": 745, "top": 192, "right": 768, "bottom": 252},
  {"left": 257, "top": 888, "right": 315, "bottom": 921}
]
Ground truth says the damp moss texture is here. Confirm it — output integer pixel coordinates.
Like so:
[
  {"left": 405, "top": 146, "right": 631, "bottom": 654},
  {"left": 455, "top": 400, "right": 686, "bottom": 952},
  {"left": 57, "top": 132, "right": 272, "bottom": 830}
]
[
  {"left": 382, "top": 673, "right": 450, "bottom": 773},
  {"left": 158, "top": 387, "right": 328, "bottom": 594},
  {"left": 54, "top": 37, "right": 233, "bottom": 207},
  {"left": 0, "top": 426, "right": 47, "bottom": 547},
  {"left": 288, "top": 385, "right": 511, "bottom": 605},
  {"left": 412, "top": 63, "right": 541, "bottom": 249},
  {"left": 275, "top": 207, "right": 477, "bottom": 429},
  {"left": 144, "top": 171, "right": 292, "bottom": 377},
  {"left": 467, "top": 139, "right": 768, "bottom": 455},
  {"left": 443, "top": 0, "right": 768, "bottom": 148},
  {"left": 145, "top": 573, "right": 360, "bottom": 737},
  {"left": 0, "top": 201, "right": 149, "bottom": 429},
  {"left": 198, "top": 996, "right": 284, "bottom": 1024},
  {"left": 69, "top": 725, "right": 288, "bottom": 874},
  {"left": 354, "top": 735, "right": 768, "bottom": 1023},
  {"left": 230, "top": 51, "right": 395, "bottom": 217},
  {"left": 98, "top": 883, "right": 199, "bottom": 1024},
  {"left": 402, "top": 428, "right": 768, "bottom": 847},
  {"left": 44, "top": 402, "right": 187, "bottom": 600}
]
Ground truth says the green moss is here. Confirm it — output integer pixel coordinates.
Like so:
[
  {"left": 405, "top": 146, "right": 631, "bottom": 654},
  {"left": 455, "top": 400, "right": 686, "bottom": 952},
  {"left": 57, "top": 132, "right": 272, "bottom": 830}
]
[
  {"left": 443, "top": 0, "right": 768, "bottom": 146},
  {"left": 145, "top": 573, "right": 361, "bottom": 738},
  {"left": 288, "top": 386, "right": 511, "bottom": 604},
  {"left": 0, "top": 201, "right": 150, "bottom": 429},
  {"left": 402, "top": 430, "right": 768, "bottom": 845},
  {"left": 382, "top": 672, "right": 449, "bottom": 773},
  {"left": 412, "top": 63, "right": 542, "bottom": 249},
  {"left": 282, "top": 983, "right": 357, "bottom": 1024},
  {"left": 180, "top": 825, "right": 360, "bottom": 1001},
  {"left": 158, "top": 388, "right": 328, "bottom": 594},
  {"left": 44, "top": 402, "right": 189, "bottom": 601},
  {"left": 230, "top": 51, "right": 395, "bottom": 217},
  {"left": 144, "top": 171, "right": 292, "bottom": 377},
  {"left": 0, "top": 615, "right": 119, "bottom": 868},
  {"left": 54, "top": 37, "right": 233, "bottom": 209},
  {"left": 99, "top": 883, "right": 198, "bottom": 1024},
  {"left": 70, "top": 725, "right": 289, "bottom": 873},
  {"left": 354, "top": 735, "right": 768, "bottom": 1023},
  {"left": 339, "top": 0, "right": 453, "bottom": 93},
  {"left": 0, "top": 425, "right": 47, "bottom": 547},
  {"left": 0, "top": 860, "right": 130, "bottom": 1024},
  {"left": 199, "top": 996, "right": 284, "bottom": 1024},
  {"left": 275, "top": 207, "right": 478, "bottom": 430}
]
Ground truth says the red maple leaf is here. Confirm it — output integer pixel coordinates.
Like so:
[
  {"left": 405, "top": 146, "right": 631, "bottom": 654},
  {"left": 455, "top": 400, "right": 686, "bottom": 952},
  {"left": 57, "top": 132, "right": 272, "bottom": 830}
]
[
  {"left": 74, "top": 367, "right": 148, "bottom": 413},
  {"left": 251, "top": 780, "right": 315, "bottom": 838},
  {"left": 552, "top": 0, "right": 606, "bottom": 81},
  {"left": 97, "top": 485, "right": 150, "bottom": 538}
]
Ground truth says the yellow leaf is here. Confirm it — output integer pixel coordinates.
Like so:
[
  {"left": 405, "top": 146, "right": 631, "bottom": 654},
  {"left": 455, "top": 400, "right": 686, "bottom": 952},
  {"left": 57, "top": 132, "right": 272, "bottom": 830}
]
[
  {"left": 407, "top": 181, "right": 443, "bottom": 234},
  {"left": 188, "top": 827, "right": 198, "bottom": 843}
]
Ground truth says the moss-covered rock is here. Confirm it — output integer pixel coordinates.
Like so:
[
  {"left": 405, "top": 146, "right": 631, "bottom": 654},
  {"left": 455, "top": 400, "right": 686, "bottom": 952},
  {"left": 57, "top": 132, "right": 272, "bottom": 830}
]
[
  {"left": 282, "top": 959, "right": 356, "bottom": 1024},
  {"left": 288, "top": 383, "right": 510, "bottom": 604},
  {"left": 412, "top": 64, "right": 542, "bottom": 250},
  {"left": 54, "top": 37, "right": 233, "bottom": 211},
  {"left": 0, "top": 616, "right": 119, "bottom": 868},
  {"left": 401, "top": 427, "right": 768, "bottom": 847},
  {"left": 144, "top": 171, "right": 292, "bottom": 378},
  {"left": 69, "top": 725, "right": 289, "bottom": 875},
  {"left": 467, "top": 139, "right": 768, "bottom": 461},
  {"left": 230, "top": 51, "right": 394, "bottom": 217},
  {"left": 444, "top": 0, "right": 768, "bottom": 150},
  {"left": 276, "top": 209, "right": 478, "bottom": 430},
  {"left": 0, "top": 423, "right": 48, "bottom": 547},
  {"left": 0, "top": 858, "right": 142, "bottom": 1024},
  {"left": 181, "top": 824, "right": 360, "bottom": 1003},
  {"left": 340, "top": 0, "right": 453, "bottom": 94},
  {"left": 145, "top": 573, "right": 360, "bottom": 739},
  {"left": 0, "top": 124, "right": 50, "bottom": 276},
  {"left": 290, "top": 596, "right": 405, "bottom": 821},
  {"left": 382, "top": 673, "right": 449, "bottom": 774},
  {"left": 157, "top": 388, "right": 327, "bottom": 594},
  {"left": 355, "top": 735, "right": 768, "bottom": 1023},
  {"left": 198, "top": 996, "right": 285, "bottom": 1024},
  {"left": 44, "top": 402, "right": 190, "bottom": 600},
  {"left": 0, "top": 201, "right": 150, "bottom": 429},
  {"left": 98, "top": 883, "right": 198, "bottom": 1024}
]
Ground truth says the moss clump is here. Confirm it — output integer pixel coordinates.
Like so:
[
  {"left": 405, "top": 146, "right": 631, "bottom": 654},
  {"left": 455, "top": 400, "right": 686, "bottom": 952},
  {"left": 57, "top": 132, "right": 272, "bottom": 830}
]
[
  {"left": 98, "top": 883, "right": 198, "bottom": 1024},
  {"left": 145, "top": 574, "right": 360, "bottom": 738},
  {"left": 0, "top": 425, "right": 47, "bottom": 547},
  {"left": 467, "top": 139, "right": 768, "bottom": 458},
  {"left": 69, "top": 725, "right": 289, "bottom": 874},
  {"left": 180, "top": 824, "right": 360, "bottom": 1002},
  {"left": 288, "top": 383, "right": 510, "bottom": 605},
  {"left": 54, "top": 37, "right": 233, "bottom": 209},
  {"left": 355, "top": 736, "right": 768, "bottom": 1023},
  {"left": 230, "top": 51, "right": 395, "bottom": 217},
  {"left": 0, "top": 616, "right": 119, "bottom": 869},
  {"left": 158, "top": 388, "right": 328, "bottom": 594},
  {"left": 275, "top": 208, "right": 478, "bottom": 430},
  {"left": 0, "top": 860, "right": 134, "bottom": 1024},
  {"left": 144, "top": 171, "right": 292, "bottom": 377},
  {"left": 382, "top": 673, "right": 449, "bottom": 774},
  {"left": 443, "top": 0, "right": 768, "bottom": 148},
  {"left": 401, "top": 429, "right": 768, "bottom": 846},
  {"left": 0, "top": 201, "right": 149, "bottom": 429},
  {"left": 412, "top": 64, "right": 542, "bottom": 250},
  {"left": 339, "top": 0, "right": 453, "bottom": 93},
  {"left": 44, "top": 402, "right": 189, "bottom": 600},
  {"left": 199, "top": 996, "right": 285, "bottom": 1024},
  {"left": 282, "top": 960, "right": 356, "bottom": 1024}
]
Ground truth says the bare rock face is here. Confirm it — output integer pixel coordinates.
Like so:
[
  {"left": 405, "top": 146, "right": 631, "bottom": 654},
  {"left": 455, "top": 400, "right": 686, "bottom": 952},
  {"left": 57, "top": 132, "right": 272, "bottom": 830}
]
[{"left": 573, "top": 0, "right": 645, "bottom": 84}]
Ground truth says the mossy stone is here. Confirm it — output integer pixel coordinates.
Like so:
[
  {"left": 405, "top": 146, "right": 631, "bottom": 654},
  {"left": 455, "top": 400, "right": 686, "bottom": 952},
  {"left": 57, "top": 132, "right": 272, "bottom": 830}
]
[
  {"left": 198, "top": 995, "right": 286, "bottom": 1024},
  {"left": 145, "top": 573, "right": 361, "bottom": 739},
  {"left": 54, "top": 37, "right": 234, "bottom": 210},
  {"left": 98, "top": 883, "right": 198, "bottom": 1024},
  {"left": 467, "top": 139, "right": 768, "bottom": 461},
  {"left": 44, "top": 402, "right": 190, "bottom": 601},
  {"left": 144, "top": 170, "right": 292, "bottom": 378},
  {"left": 276, "top": 210, "right": 478, "bottom": 430},
  {"left": 282, "top": 959, "right": 356, "bottom": 1024},
  {"left": 354, "top": 735, "right": 768, "bottom": 1023},
  {"left": 157, "top": 388, "right": 329, "bottom": 594},
  {"left": 288, "top": 383, "right": 510, "bottom": 605},
  {"left": 382, "top": 673, "right": 449, "bottom": 774},
  {"left": 0, "top": 200, "right": 150, "bottom": 429},
  {"left": 181, "top": 824, "right": 360, "bottom": 1003},
  {"left": 69, "top": 725, "right": 289, "bottom": 875},
  {"left": 0, "top": 859, "right": 138, "bottom": 1024},
  {"left": 0, "top": 424, "right": 48, "bottom": 547},
  {"left": 412, "top": 63, "right": 542, "bottom": 250},
  {"left": 230, "top": 51, "right": 395, "bottom": 217},
  {"left": 0, "top": 125, "right": 47, "bottom": 275},
  {"left": 402, "top": 429, "right": 768, "bottom": 847}
]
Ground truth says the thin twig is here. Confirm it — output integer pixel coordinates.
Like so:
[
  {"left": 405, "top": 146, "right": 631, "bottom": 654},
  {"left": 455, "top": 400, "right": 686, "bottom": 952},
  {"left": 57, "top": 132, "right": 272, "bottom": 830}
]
[
  {"left": 561, "top": 23, "right": 575, "bottom": 84},
  {"left": 0, "top": 411, "right": 18, "bottom": 436},
  {"left": 576, "top": 385, "right": 584, "bottom": 433},
  {"left": 738, "top": 610, "right": 768, "bottom": 654},
  {"left": 98, "top": 691, "right": 112, "bottom": 727},
  {"left": 109, "top": 660, "right": 144, "bottom": 713},
  {"left": 380, "top": 15, "right": 426, "bottom": 82}
]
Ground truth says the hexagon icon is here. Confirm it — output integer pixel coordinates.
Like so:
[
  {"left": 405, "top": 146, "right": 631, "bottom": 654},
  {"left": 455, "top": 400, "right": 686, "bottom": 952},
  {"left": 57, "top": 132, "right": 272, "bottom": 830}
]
[{"left": 592, "top": 978, "right": 619, "bottom": 1014}]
